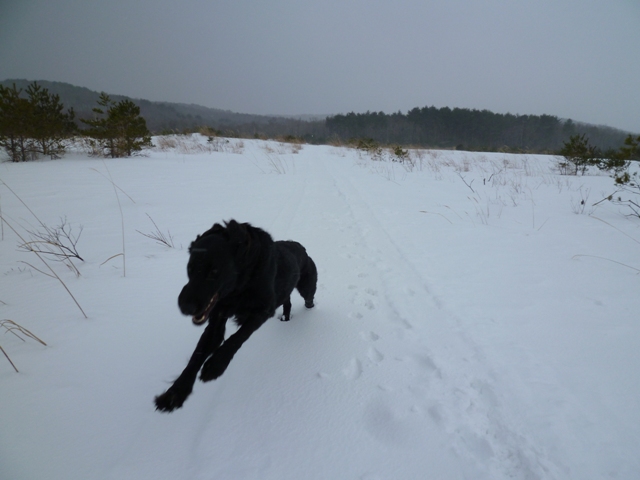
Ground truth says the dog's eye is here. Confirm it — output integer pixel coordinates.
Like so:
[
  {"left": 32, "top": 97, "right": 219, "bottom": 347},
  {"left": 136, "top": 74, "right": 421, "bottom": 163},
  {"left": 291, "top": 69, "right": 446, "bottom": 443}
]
[
  {"left": 188, "top": 265, "right": 202, "bottom": 277},
  {"left": 208, "top": 268, "right": 219, "bottom": 279}
]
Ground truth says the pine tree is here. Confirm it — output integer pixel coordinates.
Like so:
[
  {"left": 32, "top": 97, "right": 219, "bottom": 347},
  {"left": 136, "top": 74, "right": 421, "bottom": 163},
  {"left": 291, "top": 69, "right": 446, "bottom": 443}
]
[
  {"left": 81, "top": 93, "right": 152, "bottom": 157},
  {"left": 603, "top": 134, "right": 640, "bottom": 186},
  {"left": 619, "top": 134, "right": 640, "bottom": 161},
  {"left": 26, "top": 82, "right": 76, "bottom": 159},
  {"left": 558, "top": 134, "right": 599, "bottom": 175},
  {"left": 81, "top": 93, "right": 116, "bottom": 156},
  {"left": 0, "top": 84, "right": 34, "bottom": 162},
  {"left": 0, "top": 82, "right": 77, "bottom": 162}
]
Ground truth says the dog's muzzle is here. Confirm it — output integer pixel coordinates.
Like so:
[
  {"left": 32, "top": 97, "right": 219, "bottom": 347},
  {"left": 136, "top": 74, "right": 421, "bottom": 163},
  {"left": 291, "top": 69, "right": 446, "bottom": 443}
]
[{"left": 192, "top": 293, "right": 219, "bottom": 325}]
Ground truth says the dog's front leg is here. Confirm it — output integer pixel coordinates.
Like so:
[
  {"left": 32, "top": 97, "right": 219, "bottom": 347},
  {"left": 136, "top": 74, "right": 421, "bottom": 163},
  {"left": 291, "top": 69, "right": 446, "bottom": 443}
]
[
  {"left": 155, "top": 319, "right": 226, "bottom": 412},
  {"left": 200, "top": 314, "right": 268, "bottom": 382}
]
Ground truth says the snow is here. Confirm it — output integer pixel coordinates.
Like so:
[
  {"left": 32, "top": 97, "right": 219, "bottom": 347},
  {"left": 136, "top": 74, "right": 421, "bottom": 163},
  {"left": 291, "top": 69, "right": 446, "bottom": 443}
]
[{"left": 1, "top": 136, "right": 639, "bottom": 479}]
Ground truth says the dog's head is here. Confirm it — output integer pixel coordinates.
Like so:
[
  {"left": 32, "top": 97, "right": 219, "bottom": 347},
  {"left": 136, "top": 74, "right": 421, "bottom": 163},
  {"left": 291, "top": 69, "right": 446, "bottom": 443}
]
[
  {"left": 178, "top": 225, "right": 240, "bottom": 325},
  {"left": 177, "top": 221, "right": 256, "bottom": 325}
]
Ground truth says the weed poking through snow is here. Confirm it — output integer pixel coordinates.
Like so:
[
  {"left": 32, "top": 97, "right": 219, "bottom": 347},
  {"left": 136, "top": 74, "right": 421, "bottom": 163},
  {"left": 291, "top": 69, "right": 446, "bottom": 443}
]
[
  {"left": 0, "top": 179, "right": 88, "bottom": 318},
  {"left": 18, "top": 218, "right": 84, "bottom": 277},
  {"left": 136, "top": 214, "right": 175, "bottom": 248},
  {"left": 0, "top": 319, "right": 47, "bottom": 373}
]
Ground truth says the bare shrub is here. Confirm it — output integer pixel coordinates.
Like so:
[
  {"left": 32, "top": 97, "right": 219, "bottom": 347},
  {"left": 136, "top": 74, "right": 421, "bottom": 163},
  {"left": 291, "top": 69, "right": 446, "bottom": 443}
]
[
  {"left": 18, "top": 218, "right": 83, "bottom": 276},
  {"left": 261, "top": 143, "right": 275, "bottom": 155},
  {"left": 136, "top": 214, "right": 175, "bottom": 248},
  {"left": 288, "top": 143, "right": 303, "bottom": 154},
  {"left": 207, "top": 136, "right": 229, "bottom": 152},
  {"left": 229, "top": 140, "right": 245, "bottom": 154},
  {"left": 426, "top": 149, "right": 442, "bottom": 161},
  {"left": 450, "top": 156, "right": 471, "bottom": 173},
  {"left": 269, "top": 142, "right": 301, "bottom": 154},
  {"left": 155, "top": 135, "right": 178, "bottom": 151},
  {"left": 412, "top": 149, "right": 426, "bottom": 162},
  {"left": 78, "top": 136, "right": 104, "bottom": 156},
  {"left": 153, "top": 134, "right": 246, "bottom": 154}
]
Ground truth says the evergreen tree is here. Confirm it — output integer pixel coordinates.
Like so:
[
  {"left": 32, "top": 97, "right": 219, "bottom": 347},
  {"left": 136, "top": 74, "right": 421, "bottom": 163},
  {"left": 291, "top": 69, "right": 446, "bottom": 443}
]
[
  {"left": 82, "top": 93, "right": 152, "bottom": 158},
  {"left": 600, "top": 134, "right": 640, "bottom": 185},
  {"left": 558, "top": 134, "right": 599, "bottom": 175},
  {"left": 0, "top": 84, "right": 34, "bottom": 162},
  {"left": 81, "top": 93, "right": 118, "bottom": 157},
  {"left": 619, "top": 134, "right": 640, "bottom": 161},
  {"left": 0, "top": 82, "right": 76, "bottom": 162},
  {"left": 26, "top": 82, "right": 76, "bottom": 159}
]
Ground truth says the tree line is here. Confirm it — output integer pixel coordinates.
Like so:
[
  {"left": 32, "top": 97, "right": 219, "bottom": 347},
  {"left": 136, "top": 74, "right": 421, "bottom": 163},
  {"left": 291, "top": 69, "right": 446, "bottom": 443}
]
[
  {"left": 324, "top": 107, "right": 630, "bottom": 153},
  {"left": 0, "top": 82, "right": 151, "bottom": 162},
  {"left": 2, "top": 80, "right": 636, "bottom": 161}
]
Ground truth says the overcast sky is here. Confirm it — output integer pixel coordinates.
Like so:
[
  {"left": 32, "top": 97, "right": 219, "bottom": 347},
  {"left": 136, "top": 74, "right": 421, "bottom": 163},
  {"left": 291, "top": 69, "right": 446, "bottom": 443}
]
[{"left": 1, "top": 0, "right": 639, "bottom": 132}]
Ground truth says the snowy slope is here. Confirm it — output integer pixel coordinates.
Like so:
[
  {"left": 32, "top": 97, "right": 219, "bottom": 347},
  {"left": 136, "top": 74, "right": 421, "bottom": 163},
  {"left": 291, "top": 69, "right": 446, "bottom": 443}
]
[{"left": 1, "top": 137, "right": 639, "bottom": 479}]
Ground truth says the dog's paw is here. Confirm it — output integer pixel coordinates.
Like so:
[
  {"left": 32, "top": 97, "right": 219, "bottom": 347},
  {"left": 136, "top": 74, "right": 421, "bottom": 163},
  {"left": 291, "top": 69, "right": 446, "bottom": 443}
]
[
  {"left": 200, "top": 354, "right": 230, "bottom": 382},
  {"left": 154, "top": 388, "right": 189, "bottom": 413},
  {"left": 279, "top": 314, "right": 291, "bottom": 321},
  {"left": 305, "top": 300, "right": 314, "bottom": 309}
]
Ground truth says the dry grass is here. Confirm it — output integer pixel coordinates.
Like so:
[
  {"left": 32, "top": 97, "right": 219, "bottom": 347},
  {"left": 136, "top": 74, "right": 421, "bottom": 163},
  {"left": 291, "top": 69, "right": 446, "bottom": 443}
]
[
  {"left": 261, "top": 142, "right": 302, "bottom": 155},
  {"left": 101, "top": 162, "right": 127, "bottom": 277},
  {"left": 0, "top": 179, "right": 88, "bottom": 318},
  {"left": 1, "top": 319, "right": 47, "bottom": 373},
  {"left": 349, "top": 145, "right": 595, "bottom": 225},
  {"left": 154, "top": 134, "right": 245, "bottom": 155}
]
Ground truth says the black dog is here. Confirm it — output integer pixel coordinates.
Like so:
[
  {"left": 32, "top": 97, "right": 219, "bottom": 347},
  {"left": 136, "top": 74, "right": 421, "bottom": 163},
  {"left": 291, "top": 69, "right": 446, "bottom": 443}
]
[{"left": 155, "top": 220, "right": 317, "bottom": 412}]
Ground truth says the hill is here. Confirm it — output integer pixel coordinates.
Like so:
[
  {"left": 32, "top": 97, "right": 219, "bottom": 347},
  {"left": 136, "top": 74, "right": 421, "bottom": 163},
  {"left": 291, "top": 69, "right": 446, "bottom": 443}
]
[
  {"left": 1, "top": 79, "right": 634, "bottom": 151},
  {"left": 0, "top": 78, "right": 290, "bottom": 133}
]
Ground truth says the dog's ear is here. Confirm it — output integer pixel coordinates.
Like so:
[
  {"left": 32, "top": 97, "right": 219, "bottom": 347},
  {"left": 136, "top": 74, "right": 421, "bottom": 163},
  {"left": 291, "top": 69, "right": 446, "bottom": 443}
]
[
  {"left": 198, "top": 223, "right": 225, "bottom": 239},
  {"left": 224, "top": 220, "right": 249, "bottom": 246},
  {"left": 210, "top": 223, "right": 226, "bottom": 235},
  {"left": 190, "top": 223, "right": 226, "bottom": 253},
  {"left": 188, "top": 234, "right": 202, "bottom": 254},
  {"left": 224, "top": 220, "right": 261, "bottom": 263}
]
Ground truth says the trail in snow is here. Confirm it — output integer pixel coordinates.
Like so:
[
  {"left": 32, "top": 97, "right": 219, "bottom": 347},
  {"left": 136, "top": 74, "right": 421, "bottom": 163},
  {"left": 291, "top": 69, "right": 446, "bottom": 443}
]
[{"left": 313, "top": 157, "right": 563, "bottom": 479}]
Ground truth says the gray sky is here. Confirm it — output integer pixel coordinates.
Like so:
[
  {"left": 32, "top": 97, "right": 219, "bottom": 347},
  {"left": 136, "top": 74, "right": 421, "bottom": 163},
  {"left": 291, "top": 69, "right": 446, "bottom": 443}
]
[{"left": 1, "top": 0, "right": 639, "bottom": 132}]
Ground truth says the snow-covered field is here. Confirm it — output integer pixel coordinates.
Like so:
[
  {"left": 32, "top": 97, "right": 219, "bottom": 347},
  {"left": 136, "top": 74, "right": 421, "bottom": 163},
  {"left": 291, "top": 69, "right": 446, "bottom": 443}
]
[{"left": 1, "top": 136, "right": 639, "bottom": 480}]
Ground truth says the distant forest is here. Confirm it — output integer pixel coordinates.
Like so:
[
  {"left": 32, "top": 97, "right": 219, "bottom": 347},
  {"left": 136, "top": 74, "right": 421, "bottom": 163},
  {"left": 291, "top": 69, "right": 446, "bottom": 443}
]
[
  {"left": 2, "top": 79, "right": 634, "bottom": 153},
  {"left": 323, "top": 108, "right": 633, "bottom": 152}
]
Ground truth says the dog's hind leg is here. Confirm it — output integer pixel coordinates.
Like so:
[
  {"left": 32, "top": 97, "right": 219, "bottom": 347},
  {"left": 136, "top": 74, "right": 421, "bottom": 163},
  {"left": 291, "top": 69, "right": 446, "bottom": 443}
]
[
  {"left": 297, "top": 256, "right": 318, "bottom": 309},
  {"left": 280, "top": 296, "right": 293, "bottom": 321},
  {"left": 200, "top": 313, "right": 269, "bottom": 381},
  {"left": 155, "top": 319, "right": 226, "bottom": 412}
]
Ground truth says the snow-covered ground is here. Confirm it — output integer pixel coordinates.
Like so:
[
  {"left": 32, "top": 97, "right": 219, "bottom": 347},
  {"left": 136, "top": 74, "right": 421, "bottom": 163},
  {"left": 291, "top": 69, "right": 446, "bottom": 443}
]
[{"left": 1, "top": 136, "right": 639, "bottom": 480}]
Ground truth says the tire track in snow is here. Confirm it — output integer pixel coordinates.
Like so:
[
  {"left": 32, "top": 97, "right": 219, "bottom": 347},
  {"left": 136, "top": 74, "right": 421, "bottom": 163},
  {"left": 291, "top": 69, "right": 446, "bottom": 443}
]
[{"left": 321, "top": 160, "right": 564, "bottom": 479}]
